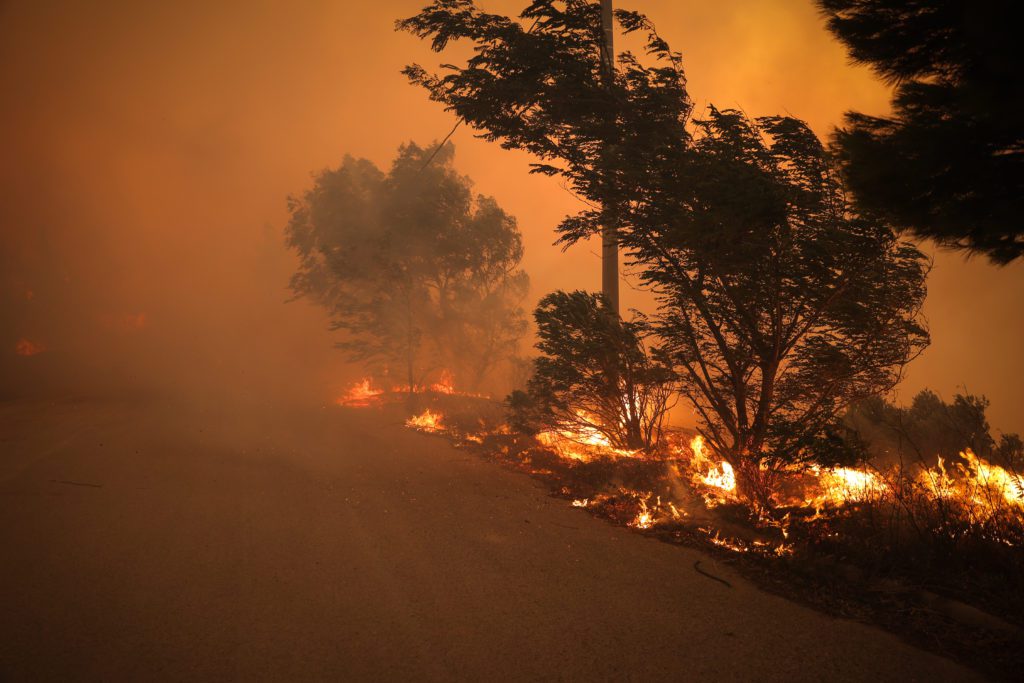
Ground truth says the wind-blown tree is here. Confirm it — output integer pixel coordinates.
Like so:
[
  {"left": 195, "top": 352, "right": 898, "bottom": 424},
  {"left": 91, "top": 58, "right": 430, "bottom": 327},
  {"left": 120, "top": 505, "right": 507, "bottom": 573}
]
[
  {"left": 286, "top": 142, "right": 528, "bottom": 391},
  {"left": 401, "top": 1, "right": 930, "bottom": 506},
  {"left": 624, "top": 111, "right": 931, "bottom": 507},
  {"left": 523, "top": 290, "right": 676, "bottom": 451},
  {"left": 399, "top": 0, "right": 691, "bottom": 229},
  {"left": 817, "top": 0, "right": 1024, "bottom": 264}
]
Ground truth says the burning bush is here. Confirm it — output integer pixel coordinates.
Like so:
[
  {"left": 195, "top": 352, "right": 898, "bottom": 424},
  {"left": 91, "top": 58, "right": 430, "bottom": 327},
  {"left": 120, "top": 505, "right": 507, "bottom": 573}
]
[{"left": 513, "top": 291, "right": 676, "bottom": 453}]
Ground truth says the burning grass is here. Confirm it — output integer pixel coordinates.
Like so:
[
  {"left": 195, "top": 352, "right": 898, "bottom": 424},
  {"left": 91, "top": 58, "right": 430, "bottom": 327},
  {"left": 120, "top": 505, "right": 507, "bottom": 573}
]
[{"left": 335, "top": 378, "right": 1024, "bottom": 677}]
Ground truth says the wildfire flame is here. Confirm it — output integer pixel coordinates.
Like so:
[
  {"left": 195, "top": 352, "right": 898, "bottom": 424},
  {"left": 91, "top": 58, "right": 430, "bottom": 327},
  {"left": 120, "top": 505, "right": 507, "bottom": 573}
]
[
  {"left": 406, "top": 409, "right": 444, "bottom": 433},
  {"left": 918, "top": 449, "right": 1024, "bottom": 514},
  {"left": 336, "top": 371, "right": 486, "bottom": 407},
  {"left": 686, "top": 435, "right": 737, "bottom": 505},
  {"left": 337, "top": 378, "right": 384, "bottom": 407},
  {"left": 812, "top": 466, "right": 882, "bottom": 507},
  {"left": 631, "top": 498, "right": 655, "bottom": 529},
  {"left": 536, "top": 411, "right": 640, "bottom": 462},
  {"left": 429, "top": 370, "right": 456, "bottom": 395}
]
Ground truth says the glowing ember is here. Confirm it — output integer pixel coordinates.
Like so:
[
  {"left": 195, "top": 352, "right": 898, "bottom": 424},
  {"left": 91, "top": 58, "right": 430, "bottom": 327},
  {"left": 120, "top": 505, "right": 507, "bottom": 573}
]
[
  {"left": 338, "top": 378, "right": 385, "bottom": 406},
  {"left": 703, "top": 529, "right": 749, "bottom": 553},
  {"left": 14, "top": 338, "right": 45, "bottom": 356},
  {"left": 571, "top": 498, "right": 589, "bottom": 508},
  {"left": 406, "top": 409, "right": 444, "bottom": 433}
]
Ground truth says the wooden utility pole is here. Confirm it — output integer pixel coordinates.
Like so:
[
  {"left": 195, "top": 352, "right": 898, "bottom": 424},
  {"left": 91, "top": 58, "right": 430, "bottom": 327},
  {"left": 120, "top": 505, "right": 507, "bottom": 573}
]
[{"left": 600, "top": 0, "right": 619, "bottom": 314}]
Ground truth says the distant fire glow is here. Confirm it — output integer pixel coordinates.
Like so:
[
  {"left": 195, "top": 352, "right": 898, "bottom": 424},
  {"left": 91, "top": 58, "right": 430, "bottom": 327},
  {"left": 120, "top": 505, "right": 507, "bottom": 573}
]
[{"left": 15, "top": 338, "right": 45, "bottom": 356}]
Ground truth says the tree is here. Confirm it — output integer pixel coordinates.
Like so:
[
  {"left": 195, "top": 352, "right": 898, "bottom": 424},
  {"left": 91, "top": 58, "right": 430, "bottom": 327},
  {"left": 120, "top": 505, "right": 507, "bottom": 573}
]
[
  {"left": 286, "top": 142, "right": 528, "bottom": 391},
  {"left": 844, "top": 389, "right": 1021, "bottom": 469},
  {"left": 626, "top": 111, "right": 930, "bottom": 507},
  {"left": 398, "top": 0, "right": 692, "bottom": 234},
  {"left": 817, "top": 0, "right": 1024, "bottom": 264},
  {"left": 401, "top": 1, "right": 930, "bottom": 506},
  {"left": 523, "top": 290, "right": 676, "bottom": 451}
]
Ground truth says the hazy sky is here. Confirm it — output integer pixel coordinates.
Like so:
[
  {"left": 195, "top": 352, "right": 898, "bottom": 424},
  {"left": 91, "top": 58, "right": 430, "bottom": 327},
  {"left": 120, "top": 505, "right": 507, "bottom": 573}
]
[{"left": 1, "top": 0, "right": 1021, "bottom": 432}]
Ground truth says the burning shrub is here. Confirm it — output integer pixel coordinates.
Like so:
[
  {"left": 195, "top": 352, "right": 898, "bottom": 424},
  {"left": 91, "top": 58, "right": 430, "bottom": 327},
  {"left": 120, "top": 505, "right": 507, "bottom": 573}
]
[{"left": 517, "top": 291, "right": 676, "bottom": 453}]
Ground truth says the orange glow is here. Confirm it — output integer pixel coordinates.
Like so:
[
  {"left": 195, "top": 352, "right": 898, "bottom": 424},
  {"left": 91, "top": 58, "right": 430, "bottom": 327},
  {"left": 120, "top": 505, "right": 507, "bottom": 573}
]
[
  {"left": 0, "top": 0, "right": 1019, "bottom": 433},
  {"left": 15, "top": 338, "right": 45, "bottom": 356},
  {"left": 98, "top": 312, "right": 148, "bottom": 332}
]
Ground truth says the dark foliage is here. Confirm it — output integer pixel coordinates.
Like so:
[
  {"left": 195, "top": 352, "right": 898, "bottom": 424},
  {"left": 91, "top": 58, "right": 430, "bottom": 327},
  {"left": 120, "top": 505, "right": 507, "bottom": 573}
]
[
  {"left": 400, "top": 2, "right": 930, "bottom": 505},
  {"left": 818, "top": 0, "right": 1024, "bottom": 263},
  {"left": 523, "top": 290, "right": 676, "bottom": 451},
  {"left": 626, "top": 111, "right": 930, "bottom": 507},
  {"left": 845, "top": 388, "right": 1023, "bottom": 470}
]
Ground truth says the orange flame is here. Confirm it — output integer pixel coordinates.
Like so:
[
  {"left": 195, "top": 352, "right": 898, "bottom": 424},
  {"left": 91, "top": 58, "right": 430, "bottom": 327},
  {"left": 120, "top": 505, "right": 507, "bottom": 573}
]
[
  {"left": 337, "top": 378, "right": 385, "bottom": 407},
  {"left": 536, "top": 410, "right": 640, "bottom": 462},
  {"left": 406, "top": 409, "right": 444, "bottom": 433},
  {"left": 686, "top": 435, "right": 737, "bottom": 505},
  {"left": 336, "top": 371, "right": 486, "bottom": 407}
]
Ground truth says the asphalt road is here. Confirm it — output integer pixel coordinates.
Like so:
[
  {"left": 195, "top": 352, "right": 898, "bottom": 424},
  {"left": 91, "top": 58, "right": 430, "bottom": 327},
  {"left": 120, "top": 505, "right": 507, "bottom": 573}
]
[{"left": 0, "top": 397, "right": 979, "bottom": 681}]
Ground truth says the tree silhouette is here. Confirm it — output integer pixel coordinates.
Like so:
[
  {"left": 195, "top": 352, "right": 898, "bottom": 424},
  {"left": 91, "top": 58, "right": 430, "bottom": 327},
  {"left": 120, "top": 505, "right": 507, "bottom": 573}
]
[
  {"left": 402, "top": 2, "right": 930, "bottom": 505},
  {"left": 630, "top": 111, "right": 930, "bottom": 506},
  {"left": 818, "top": 0, "right": 1024, "bottom": 263},
  {"left": 286, "top": 142, "right": 528, "bottom": 391},
  {"left": 524, "top": 290, "right": 676, "bottom": 451}
]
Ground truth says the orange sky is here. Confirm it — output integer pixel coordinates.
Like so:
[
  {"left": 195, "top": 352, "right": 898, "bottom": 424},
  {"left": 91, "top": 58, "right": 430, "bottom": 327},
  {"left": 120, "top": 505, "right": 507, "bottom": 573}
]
[{"left": 1, "top": 0, "right": 1021, "bottom": 432}]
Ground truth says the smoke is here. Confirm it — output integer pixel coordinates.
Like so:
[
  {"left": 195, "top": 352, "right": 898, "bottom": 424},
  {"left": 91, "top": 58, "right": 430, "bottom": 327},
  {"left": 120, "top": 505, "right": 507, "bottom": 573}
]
[
  {"left": 0, "top": 1, "right": 351, "bottom": 405},
  {"left": 1, "top": 0, "right": 1020, "bottom": 432}
]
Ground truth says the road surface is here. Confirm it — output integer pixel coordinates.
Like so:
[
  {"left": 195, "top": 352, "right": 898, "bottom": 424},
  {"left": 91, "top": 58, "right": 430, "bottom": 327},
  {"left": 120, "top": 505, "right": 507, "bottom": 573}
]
[{"left": 0, "top": 397, "right": 978, "bottom": 681}]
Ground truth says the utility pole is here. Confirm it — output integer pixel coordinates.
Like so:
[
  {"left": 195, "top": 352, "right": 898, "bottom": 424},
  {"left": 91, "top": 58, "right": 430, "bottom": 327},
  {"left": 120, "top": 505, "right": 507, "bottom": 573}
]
[{"left": 600, "top": 0, "right": 619, "bottom": 315}]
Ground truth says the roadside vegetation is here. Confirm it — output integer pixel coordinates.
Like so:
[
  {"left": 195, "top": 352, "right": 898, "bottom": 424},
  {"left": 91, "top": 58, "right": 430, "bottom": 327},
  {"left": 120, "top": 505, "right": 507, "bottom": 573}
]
[{"left": 296, "top": 1, "right": 1023, "bottom": 678}]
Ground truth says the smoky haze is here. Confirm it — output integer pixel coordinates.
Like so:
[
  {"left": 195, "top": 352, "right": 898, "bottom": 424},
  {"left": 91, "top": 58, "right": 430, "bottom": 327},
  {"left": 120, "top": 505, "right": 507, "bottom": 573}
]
[{"left": 1, "top": 0, "right": 1021, "bottom": 432}]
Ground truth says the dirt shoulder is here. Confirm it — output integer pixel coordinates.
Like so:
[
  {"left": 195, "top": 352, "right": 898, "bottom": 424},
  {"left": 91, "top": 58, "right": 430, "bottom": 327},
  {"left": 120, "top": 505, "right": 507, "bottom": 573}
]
[{"left": 0, "top": 398, "right": 978, "bottom": 681}]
